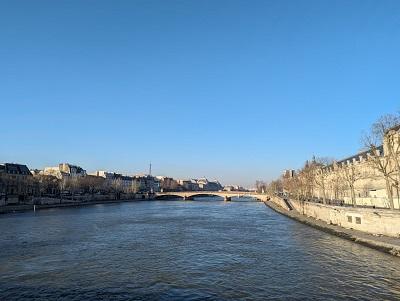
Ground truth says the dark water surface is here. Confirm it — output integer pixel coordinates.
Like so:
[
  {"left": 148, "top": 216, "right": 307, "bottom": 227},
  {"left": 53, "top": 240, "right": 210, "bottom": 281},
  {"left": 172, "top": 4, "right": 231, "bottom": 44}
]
[{"left": 1, "top": 198, "right": 400, "bottom": 300}]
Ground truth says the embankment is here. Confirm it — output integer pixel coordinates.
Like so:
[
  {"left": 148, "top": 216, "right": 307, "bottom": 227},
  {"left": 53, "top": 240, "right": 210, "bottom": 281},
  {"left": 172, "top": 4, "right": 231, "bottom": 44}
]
[
  {"left": 0, "top": 194, "right": 153, "bottom": 214},
  {"left": 265, "top": 196, "right": 400, "bottom": 257}
]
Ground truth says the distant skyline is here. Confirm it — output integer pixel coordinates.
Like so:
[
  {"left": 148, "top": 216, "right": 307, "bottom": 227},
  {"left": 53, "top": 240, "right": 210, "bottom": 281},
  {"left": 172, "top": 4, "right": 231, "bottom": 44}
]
[{"left": 1, "top": 0, "right": 400, "bottom": 187}]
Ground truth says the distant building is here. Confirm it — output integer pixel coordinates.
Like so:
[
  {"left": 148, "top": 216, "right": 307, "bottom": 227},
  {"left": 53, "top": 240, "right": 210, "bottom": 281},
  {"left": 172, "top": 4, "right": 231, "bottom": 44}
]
[
  {"left": 196, "top": 178, "right": 208, "bottom": 190},
  {"left": 281, "top": 124, "right": 400, "bottom": 208},
  {"left": 43, "top": 163, "right": 86, "bottom": 179},
  {"left": 315, "top": 146, "right": 387, "bottom": 202},
  {"left": 90, "top": 171, "right": 134, "bottom": 193},
  {"left": 223, "top": 185, "right": 234, "bottom": 192},
  {"left": 283, "top": 169, "right": 295, "bottom": 178},
  {"left": 0, "top": 163, "right": 32, "bottom": 177},
  {"left": 90, "top": 170, "right": 115, "bottom": 180},
  {"left": 156, "top": 176, "right": 179, "bottom": 192},
  {"left": 131, "top": 175, "right": 160, "bottom": 193},
  {"left": 89, "top": 170, "right": 117, "bottom": 191},
  {"left": 178, "top": 179, "right": 199, "bottom": 191},
  {"left": 197, "top": 178, "right": 222, "bottom": 191},
  {"left": 207, "top": 180, "right": 223, "bottom": 191},
  {"left": 0, "top": 163, "right": 37, "bottom": 205},
  {"left": 89, "top": 172, "right": 161, "bottom": 194},
  {"left": 119, "top": 175, "right": 134, "bottom": 193},
  {"left": 177, "top": 178, "right": 222, "bottom": 191},
  {"left": 223, "top": 185, "right": 246, "bottom": 192}
]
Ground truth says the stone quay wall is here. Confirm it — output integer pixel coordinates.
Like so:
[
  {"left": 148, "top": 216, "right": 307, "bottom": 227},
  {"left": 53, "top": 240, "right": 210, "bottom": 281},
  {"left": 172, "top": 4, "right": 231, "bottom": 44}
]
[
  {"left": 0, "top": 193, "right": 155, "bottom": 214},
  {"left": 270, "top": 196, "right": 290, "bottom": 211},
  {"left": 31, "top": 193, "right": 152, "bottom": 205},
  {"left": 270, "top": 196, "right": 400, "bottom": 238}
]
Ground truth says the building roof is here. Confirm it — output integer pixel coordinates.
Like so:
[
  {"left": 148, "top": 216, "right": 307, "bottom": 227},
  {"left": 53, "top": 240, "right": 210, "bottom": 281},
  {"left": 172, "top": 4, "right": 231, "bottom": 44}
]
[
  {"left": 336, "top": 145, "right": 384, "bottom": 165},
  {"left": 0, "top": 163, "right": 32, "bottom": 175}
]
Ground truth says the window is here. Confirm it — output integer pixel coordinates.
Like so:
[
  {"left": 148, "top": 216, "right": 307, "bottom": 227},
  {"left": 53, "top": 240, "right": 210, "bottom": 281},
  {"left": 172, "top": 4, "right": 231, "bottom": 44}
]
[
  {"left": 355, "top": 217, "right": 361, "bottom": 224},
  {"left": 347, "top": 216, "right": 352, "bottom": 223}
]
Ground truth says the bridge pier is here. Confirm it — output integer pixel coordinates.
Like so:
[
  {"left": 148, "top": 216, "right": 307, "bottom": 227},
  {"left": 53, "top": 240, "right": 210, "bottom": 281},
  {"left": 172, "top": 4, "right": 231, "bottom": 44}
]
[{"left": 224, "top": 196, "right": 231, "bottom": 202}]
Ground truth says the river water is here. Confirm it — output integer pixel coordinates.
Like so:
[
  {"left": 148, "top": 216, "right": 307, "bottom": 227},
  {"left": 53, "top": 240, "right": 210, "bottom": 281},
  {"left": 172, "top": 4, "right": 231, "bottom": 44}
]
[{"left": 0, "top": 198, "right": 400, "bottom": 300}]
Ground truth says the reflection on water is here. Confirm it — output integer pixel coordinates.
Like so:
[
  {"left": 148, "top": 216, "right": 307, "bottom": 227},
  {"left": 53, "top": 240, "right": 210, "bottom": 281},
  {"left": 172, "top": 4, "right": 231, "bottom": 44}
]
[{"left": 0, "top": 198, "right": 399, "bottom": 300}]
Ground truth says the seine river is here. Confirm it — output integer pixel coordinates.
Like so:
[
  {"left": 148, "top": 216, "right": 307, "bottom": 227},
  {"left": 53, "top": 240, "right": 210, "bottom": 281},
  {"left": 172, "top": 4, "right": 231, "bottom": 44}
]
[{"left": 1, "top": 198, "right": 400, "bottom": 300}]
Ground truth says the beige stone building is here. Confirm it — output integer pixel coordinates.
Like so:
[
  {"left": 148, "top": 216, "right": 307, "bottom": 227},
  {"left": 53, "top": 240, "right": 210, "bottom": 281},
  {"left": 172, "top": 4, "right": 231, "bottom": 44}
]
[
  {"left": 43, "top": 163, "right": 87, "bottom": 179},
  {"left": 313, "top": 126, "right": 400, "bottom": 209}
]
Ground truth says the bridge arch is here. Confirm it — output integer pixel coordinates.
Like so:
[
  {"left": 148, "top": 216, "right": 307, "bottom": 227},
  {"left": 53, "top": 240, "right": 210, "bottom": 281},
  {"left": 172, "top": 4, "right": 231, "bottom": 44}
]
[
  {"left": 185, "top": 193, "right": 226, "bottom": 200},
  {"left": 153, "top": 194, "right": 186, "bottom": 200}
]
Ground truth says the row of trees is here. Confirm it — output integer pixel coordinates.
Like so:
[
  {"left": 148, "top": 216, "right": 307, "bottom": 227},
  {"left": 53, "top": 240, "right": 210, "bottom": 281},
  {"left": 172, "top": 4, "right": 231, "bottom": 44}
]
[
  {"left": 54, "top": 176, "right": 147, "bottom": 195},
  {"left": 0, "top": 174, "right": 148, "bottom": 202},
  {"left": 257, "top": 113, "right": 400, "bottom": 210}
]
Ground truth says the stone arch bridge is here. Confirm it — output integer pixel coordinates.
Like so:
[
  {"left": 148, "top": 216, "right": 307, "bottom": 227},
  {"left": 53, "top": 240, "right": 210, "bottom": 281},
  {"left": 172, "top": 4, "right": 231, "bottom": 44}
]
[{"left": 154, "top": 191, "right": 269, "bottom": 202}]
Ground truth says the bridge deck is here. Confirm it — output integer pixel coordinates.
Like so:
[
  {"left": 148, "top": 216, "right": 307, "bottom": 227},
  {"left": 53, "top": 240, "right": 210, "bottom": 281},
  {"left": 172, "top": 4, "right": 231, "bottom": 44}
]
[{"left": 155, "top": 191, "right": 268, "bottom": 201}]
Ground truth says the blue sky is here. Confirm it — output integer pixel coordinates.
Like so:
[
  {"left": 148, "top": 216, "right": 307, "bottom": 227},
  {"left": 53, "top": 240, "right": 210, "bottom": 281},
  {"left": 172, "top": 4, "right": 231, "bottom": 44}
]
[{"left": 1, "top": 0, "right": 399, "bottom": 187}]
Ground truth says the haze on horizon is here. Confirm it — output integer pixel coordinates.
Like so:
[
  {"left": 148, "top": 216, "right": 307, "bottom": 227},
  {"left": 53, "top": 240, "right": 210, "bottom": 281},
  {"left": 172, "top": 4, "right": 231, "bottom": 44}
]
[{"left": 1, "top": 0, "right": 399, "bottom": 187}]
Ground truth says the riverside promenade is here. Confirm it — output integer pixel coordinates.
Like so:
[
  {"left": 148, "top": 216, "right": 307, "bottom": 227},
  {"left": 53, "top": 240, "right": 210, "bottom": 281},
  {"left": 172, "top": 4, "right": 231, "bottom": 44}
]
[{"left": 264, "top": 197, "right": 400, "bottom": 257}]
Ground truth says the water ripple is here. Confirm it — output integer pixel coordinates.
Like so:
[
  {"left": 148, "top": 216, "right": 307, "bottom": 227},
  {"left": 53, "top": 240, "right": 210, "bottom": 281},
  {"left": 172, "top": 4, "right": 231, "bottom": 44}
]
[{"left": 1, "top": 199, "right": 400, "bottom": 300}]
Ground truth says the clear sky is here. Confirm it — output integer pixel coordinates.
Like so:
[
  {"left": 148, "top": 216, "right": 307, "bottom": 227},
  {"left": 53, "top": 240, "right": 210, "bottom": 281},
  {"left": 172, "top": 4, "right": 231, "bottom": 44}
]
[{"left": 1, "top": 0, "right": 399, "bottom": 187}]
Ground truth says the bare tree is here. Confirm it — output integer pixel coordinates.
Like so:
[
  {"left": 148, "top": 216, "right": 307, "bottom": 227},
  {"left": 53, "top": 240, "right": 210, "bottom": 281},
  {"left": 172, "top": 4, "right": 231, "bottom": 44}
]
[
  {"left": 312, "top": 157, "right": 334, "bottom": 204},
  {"left": 79, "top": 175, "right": 105, "bottom": 195},
  {"left": 339, "top": 161, "right": 364, "bottom": 206},
  {"left": 266, "top": 179, "right": 283, "bottom": 195},
  {"left": 255, "top": 180, "right": 268, "bottom": 194},
  {"left": 383, "top": 124, "right": 400, "bottom": 207},
  {"left": 297, "top": 161, "right": 316, "bottom": 199},
  {"left": 131, "top": 178, "right": 142, "bottom": 193},
  {"left": 111, "top": 178, "right": 123, "bottom": 193},
  {"left": 363, "top": 113, "right": 400, "bottom": 209},
  {"left": 59, "top": 177, "right": 68, "bottom": 193},
  {"left": 281, "top": 172, "right": 304, "bottom": 200},
  {"left": 34, "top": 174, "right": 60, "bottom": 196},
  {"left": 327, "top": 163, "right": 345, "bottom": 200}
]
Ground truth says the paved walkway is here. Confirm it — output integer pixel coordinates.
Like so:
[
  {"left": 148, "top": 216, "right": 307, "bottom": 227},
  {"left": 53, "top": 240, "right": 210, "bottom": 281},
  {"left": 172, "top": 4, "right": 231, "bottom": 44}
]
[{"left": 264, "top": 200, "right": 400, "bottom": 257}]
